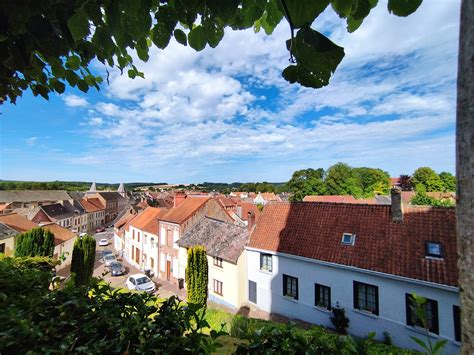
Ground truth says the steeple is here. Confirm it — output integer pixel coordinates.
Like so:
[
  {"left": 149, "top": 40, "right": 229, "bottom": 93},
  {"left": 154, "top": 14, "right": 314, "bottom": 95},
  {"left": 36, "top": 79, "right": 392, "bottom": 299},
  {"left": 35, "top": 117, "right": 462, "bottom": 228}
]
[
  {"left": 117, "top": 182, "right": 126, "bottom": 197},
  {"left": 87, "top": 181, "right": 97, "bottom": 194}
]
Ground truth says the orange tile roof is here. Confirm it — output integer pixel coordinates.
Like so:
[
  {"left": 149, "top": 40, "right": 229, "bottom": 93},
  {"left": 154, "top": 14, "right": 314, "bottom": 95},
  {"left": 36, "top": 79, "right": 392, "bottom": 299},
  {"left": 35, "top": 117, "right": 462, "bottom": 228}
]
[
  {"left": 240, "top": 202, "right": 261, "bottom": 222},
  {"left": 129, "top": 207, "right": 164, "bottom": 234},
  {"left": 260, "top": 192, "right": 280, "bottom": 201},
  {"left": 81, "top": 198, "right": 105, "bottom": 212},
  {"left": 41, "top": 223, "right": 77, "bottom": 245},
  {"left": 249, "top": 202, "right": 457, "bottom": 287},
  {"left": 160, "top": 197, "right": 210, "bottom": 225},
  {"left": 0, "top": 213, "right": 38, "bottom": 232}
]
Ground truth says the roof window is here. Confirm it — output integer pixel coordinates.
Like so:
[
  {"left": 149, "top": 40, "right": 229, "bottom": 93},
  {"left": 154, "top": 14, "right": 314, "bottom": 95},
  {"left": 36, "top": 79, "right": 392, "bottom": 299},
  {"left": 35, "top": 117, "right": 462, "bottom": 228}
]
[
  {"left": 426, "top": 242, "right": 443, "bottom": 258},
  {"left": 341, "top": 233, "right": 356, "bottom": 246}
]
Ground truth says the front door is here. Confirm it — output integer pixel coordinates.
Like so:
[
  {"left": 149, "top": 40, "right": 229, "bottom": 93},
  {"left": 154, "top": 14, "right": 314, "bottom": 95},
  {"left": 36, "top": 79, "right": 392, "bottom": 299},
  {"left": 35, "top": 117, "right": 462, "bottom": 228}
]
[{"left": 166, "top": 260, "right": 171, "bottom": 281}]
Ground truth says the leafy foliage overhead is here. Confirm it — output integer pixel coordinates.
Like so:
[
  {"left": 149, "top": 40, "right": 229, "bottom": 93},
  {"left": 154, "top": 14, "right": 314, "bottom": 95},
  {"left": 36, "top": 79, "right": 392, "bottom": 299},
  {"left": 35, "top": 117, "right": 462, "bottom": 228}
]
[{"left": 0, "top": 0, "right": 422, "bottom": 103}]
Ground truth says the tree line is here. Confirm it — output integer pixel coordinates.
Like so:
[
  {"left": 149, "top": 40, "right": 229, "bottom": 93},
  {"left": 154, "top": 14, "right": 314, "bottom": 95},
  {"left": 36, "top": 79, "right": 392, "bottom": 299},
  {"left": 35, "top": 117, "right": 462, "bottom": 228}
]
[
  {"left": 286, "top": 163, "right": 455, "bottom": 202},
  {"left": 0, "top": 180, "right": 165, "bottom": 191}
]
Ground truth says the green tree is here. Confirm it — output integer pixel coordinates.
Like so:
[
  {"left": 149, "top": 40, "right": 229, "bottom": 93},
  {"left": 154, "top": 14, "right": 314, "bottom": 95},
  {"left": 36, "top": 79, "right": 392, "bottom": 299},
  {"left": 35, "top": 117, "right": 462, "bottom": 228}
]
[
  {"left": 14, "top": 227, "right": 55, "bottom": 257},
  {"left": 287, "top": 168, "right": 325, "bottom": 201},
  {"left": 439, "top": 172, "right": 456, "bottom": 192},
  {"left": 0, "top": 0, "right": 422, "bottom": 103},
  {"left": 186, "top": 246, "right": 208, "bottom": 307},
  {"left": 325, "top": 163, "right": 362, "bottom": 198},
  {"left": 353, "top": 167, "right": 390, "bottom": 197},
  {"left": 412, "top": 167, "right": 445, "bottom": 192},
  {"left": 70, "top": 235, "right": 96, "bottom": 286}
]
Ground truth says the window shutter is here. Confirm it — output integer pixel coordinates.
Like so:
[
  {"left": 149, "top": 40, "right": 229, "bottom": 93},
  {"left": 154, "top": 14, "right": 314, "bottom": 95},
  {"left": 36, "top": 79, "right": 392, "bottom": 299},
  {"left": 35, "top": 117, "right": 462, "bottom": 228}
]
[
  {"left": 295, "top": 277, "right": 299, "bottom": 300},
  {"left": 453, "top": 305, "right": 461, "bottom": 341},
  {"left": 249, "top": 280, "right": 257, "bottom": 303},
  {"left": 353, "top": 281, "right": 358, "bottom": 310},
  {"left": 328, "top": 286, "right": 332, "bottom": 310},
  {"left": 314, "top": 284, "right": 318, "bottom": 306},
  {"left": 432, "top": 300, "right": 439, "bottom": 334},
  {"left": 374, "top": 285, "right": 379, "bottom": 315},
  {"left": 283, "top": 275, "right": 287, "bottom": 296},
  {"left": 405, "top": 294, "right": 413, "bottom": 326}
]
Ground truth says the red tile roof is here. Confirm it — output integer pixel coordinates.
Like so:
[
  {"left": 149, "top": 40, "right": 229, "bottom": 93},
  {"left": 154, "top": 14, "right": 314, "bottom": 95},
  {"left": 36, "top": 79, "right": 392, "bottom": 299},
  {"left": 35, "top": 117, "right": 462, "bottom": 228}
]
[
  {"left": 249, "top": 202, "right": 457, "bottom": 287},
  {"left": 129, "top": 207, "right": 164, "bottom": 235},
  {"left": 390, "top": 177, "right": 401, "bottom": 186},
  {"left": 303, "top": 195, "right": 357, "bottom": 203},
  {"left": 260, "top": 192, "right": 281, "bottom": 201},
  {"left": 81, "top": 198, "right": 105, "bottom": 212},
  {"left": 240, "top": 202, "right": 261, "bottom": 222},
  {"left": 41, "top": 223, "right": 77, "bottom": 245},
  {"left": 0, "top": 213, "right": 38, "bottom": 232},
  {"left": 159, "top": 197, "right": 210, "bottom": 225}
]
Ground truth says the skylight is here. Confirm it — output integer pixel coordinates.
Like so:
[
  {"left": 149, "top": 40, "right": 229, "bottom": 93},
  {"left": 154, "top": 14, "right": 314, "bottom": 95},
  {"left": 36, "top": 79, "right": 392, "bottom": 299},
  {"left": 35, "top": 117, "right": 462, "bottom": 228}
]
[
  {"left": 426, "top": 242, "right": 443, "bottom": 258},
  {"left": 341, "top": 233, "right": 355, "bottom": 246}
]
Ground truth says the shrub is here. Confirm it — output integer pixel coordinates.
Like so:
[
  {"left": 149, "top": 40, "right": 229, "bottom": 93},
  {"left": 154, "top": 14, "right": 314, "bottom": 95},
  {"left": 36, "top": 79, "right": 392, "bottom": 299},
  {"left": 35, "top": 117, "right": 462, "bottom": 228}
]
[
  {"left": 70, "top": 235, "right": 96, "bottom": 286},
  {"left": 330, "top": 303, "right": 350, "bottom": 334},
  {"left": 14, "top": 227, "right": 55, "bottom": 257},
  {"left": 186, "top": 246, "right": 208, "bottom": 307}
]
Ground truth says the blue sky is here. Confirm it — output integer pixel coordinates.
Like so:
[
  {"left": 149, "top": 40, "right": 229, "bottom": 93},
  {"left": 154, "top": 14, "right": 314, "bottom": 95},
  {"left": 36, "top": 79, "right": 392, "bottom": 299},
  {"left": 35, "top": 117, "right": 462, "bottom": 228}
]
[{"left": 0, "top": 1, "right": 460, "bottom": 184}]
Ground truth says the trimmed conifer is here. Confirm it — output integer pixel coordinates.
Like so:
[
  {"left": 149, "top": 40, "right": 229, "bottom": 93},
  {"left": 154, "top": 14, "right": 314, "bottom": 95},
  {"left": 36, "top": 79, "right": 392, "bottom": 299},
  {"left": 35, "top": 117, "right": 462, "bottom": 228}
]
[
  {"left": 14, "top": 227, "right": 55, "bottom": 257},
  {"left": 70, "top": 235, "right": 96, "bottom": 286},
  {"left": 186, "top": 246, "right": 208, "bottom": 307}
]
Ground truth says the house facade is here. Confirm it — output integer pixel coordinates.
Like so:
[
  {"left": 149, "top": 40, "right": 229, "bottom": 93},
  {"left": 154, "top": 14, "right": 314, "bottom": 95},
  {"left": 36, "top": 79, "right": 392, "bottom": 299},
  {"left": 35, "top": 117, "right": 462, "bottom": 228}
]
[
  {"left": 80, "top": 198, "right": 106, "bottom": 231},
  {"left": 123, "top": 207, "right": 163, "bottom": 276},
  {"left": 177, "top": 217, "right": 250, "bottom": 309},
  {"left": 0, "top": 190, "right": 72, "bottom": 212},
  {"left": 158, "top": 197, "right": 233, "bottom": 285},
  {"left": 246, "top": 189, "right": 460, "bottom": 353}
]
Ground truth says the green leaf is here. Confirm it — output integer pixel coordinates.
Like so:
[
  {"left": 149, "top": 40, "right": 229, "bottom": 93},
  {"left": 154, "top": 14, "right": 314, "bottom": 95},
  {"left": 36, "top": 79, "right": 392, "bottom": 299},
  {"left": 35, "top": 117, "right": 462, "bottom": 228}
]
[
  {"left": 204, "top": 21, "right": 224, "bottom": 48},
  {"left": 241, "top": 0, "right": 266, "bottom": 28},
  {"left": 174, "top": 29, "right": 187, "bottom": 46},
  {"left": 331, "top": 0, "right": 354, "bottom": 18},
  {"left": 284, "top": 26, "right": 345, "bottom": 88},
  {"left": 128, "top": 69, "right": 137, "bottom": 79},
  {"left": 152, "top": 23, "right": 172, "bottom": 49},
  {"left": 282, "top": 65, "right": 298, "bottom": 83},
  {"left": 136, "top": 38, "right": 149, "bottom": 61},
  {"left": 77, "top": 79, "right": 89, "bottom": 93},
  {"left": 261, "top": 0, "right": 283, "bottom": 35},
  {"left": 388, "top": 0, "right": 422, "bottom": 17},
  {"left": 409, "top": 336, "right": 431, "bottom": 352},
  {"left": 346, "top": 16, "right": 363, "bottom": 32},
  {"left": 188, "top": 25, "right": 206, "bottom": 51},
  {"left": 67, "top": 8, "right": 90, "bottom": 42},
  {"left": 66, "top": 56, "right": 81, "bottom": 71},
  {"left": 206, "top": 0, "right": 240, "bottom": 23},
  {"left": 53, "top": 81, "right": 66, "bottom": 94},
  {"left": 277, "top": 0, "right": 330, "bottom": 28}
]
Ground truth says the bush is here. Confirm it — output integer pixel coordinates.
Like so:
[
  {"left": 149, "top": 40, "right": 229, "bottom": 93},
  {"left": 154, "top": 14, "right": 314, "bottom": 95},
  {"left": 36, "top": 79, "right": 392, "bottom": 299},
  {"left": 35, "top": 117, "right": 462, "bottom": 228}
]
[
  {"left": 14, "top": 227, "right": 55, "bottom": 257},
  {"left": 70, "top": 235, "right": 96, "bottom": 286},
  {"left": 330, "top": 303, "right": 350, "bottom": 334},
  {"left": 0, "top": 257, "right": 225, "bottom": 354},
  {"left": 186, "top": 246, "right": 208, "bottom": 307}
]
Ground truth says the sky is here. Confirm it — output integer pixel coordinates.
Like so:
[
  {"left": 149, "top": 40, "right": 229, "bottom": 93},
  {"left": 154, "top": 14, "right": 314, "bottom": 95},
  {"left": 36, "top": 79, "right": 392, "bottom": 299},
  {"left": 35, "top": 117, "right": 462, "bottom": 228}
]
[{"left": 0, "top": 1, "right": 461, "bottom": 184}]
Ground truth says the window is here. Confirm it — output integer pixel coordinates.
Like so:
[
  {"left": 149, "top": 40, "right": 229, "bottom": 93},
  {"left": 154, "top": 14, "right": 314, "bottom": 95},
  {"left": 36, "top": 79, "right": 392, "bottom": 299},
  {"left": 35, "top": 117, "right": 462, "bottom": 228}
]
[
  {"left": 342, "top": 233, "right": 355, "bottom": 245},
  {"left": 213, "top": 256, "right": 223, "bottom": 267},
  {"left": 0, "top": 243, "right": 5, "bottom": 254},
  {"left": 260, "top": 253, "right": 272, "bottom": 272},
  {"left": 166, "top": 229, "right": 173, "bottom": 246},
  {"left": 283, "top": 274, "right": 298, "bottom": 300},
  {"left": 426, "top": 242, "right": 442, "bottom": 258},
  {"left": 453, "top": 305, "right": 461, "bottom": 342},
  {"left": 315, "top": 283, "right": 331, "bottom": 310},
  {"left": 133, "top": 230, "right": 135, "bottom": 240},
  {"left": 213, "top": 279, "right": 223, "bottom": 295},
  {"left": 137, "top": 232, "right": 140, "bottom": 243},
  {"left": 353, "top": 281, "right": 379, "bottom": 315},
  {"left": 249, "top": 280, "right": 257, "bottom": 304},
  {"left": 405, "top": 294, "right": 439, "bottom": 334}
]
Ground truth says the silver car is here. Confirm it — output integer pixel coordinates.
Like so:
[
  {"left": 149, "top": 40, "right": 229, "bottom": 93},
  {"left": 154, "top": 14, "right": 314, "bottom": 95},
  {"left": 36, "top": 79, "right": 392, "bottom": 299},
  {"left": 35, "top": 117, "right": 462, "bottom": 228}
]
[{"left": 103, "top": 254, "right": 116, "bottom": 267}]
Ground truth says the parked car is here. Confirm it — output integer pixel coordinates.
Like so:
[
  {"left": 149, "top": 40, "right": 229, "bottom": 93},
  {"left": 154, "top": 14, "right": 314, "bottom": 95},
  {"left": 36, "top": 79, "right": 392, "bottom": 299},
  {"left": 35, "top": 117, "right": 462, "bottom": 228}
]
[
  {"left": 101, "top": 249, "right": 113, "bottom": 260},
  {"left": 98, "top": 238, "right": 109, "bottom": 246},
  {"left": 109, "top": 261, "right": 126, "bottom": 276},
  {"left": 126, "top": 274, "right": 156, "bottom": 293},
  {"left": 103, "top": 254, "right": 117, "bottom": 267},
  {"left": 95, "top": 227, "right": 106, "bottom": 233}
]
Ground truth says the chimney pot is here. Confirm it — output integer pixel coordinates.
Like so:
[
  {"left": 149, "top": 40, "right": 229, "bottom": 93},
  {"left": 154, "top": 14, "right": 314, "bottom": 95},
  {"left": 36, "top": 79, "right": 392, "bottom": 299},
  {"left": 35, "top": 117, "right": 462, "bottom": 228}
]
[{"left": 391, "top": 187, "right": 403, "bottom": 222}]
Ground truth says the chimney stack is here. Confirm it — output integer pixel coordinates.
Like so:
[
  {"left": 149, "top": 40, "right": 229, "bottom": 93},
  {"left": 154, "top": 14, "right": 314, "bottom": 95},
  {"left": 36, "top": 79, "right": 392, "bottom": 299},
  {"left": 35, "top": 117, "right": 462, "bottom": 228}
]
[
  {"left": 247, "top": 211, "right": 256, "bottom": 232},
  {"left": 174, "top": 191, "right": 186, "bottom": 207},
  {"left": 390, "top": 187, "right": 403, "bottom": 222}
]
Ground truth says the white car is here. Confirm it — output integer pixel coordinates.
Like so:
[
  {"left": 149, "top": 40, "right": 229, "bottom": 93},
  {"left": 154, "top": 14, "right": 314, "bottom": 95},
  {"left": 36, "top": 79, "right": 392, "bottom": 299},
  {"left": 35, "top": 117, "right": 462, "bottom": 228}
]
[
  {"left": 126, "top": 274, "right": 156, "bottom": 293},
  {"left": 98, "top": 238, "right": 109, "bottom": 246}
]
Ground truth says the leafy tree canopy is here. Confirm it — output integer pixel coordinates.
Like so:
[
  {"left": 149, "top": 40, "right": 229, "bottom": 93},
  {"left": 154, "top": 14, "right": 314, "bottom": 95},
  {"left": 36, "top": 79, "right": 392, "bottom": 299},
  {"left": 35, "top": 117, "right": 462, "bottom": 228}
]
[
  {"left": 0, "top": 0, "right": 422, "bottom": 103},
  {"left": 287, "top": 168, "right": 325, "bottom": 201},
  {"left": 412, "top": 167, "right": 445, "bottom": 192},
  {"left": 439, "top": 171, "right": 456, "bottom": 192}
]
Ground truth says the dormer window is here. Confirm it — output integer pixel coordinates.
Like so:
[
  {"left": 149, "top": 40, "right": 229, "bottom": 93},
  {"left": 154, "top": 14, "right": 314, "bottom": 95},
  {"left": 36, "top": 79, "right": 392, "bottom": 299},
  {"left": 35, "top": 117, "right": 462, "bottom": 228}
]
[
  {"left": 341, "top": 233, "right": 355, "bottom": 245},
  {"left": 426, "top": 242, "right": 442, "bottom": 258}
]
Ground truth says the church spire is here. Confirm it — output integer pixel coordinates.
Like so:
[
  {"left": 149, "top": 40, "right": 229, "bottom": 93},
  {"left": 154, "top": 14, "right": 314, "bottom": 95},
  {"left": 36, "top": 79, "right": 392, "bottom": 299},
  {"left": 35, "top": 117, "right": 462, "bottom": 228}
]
[
  {"left": 117, "top": 182, "right": 126, "bottom": 197},
  {"left": 88, "top": 181, "right": 97, "bottom": 193}
]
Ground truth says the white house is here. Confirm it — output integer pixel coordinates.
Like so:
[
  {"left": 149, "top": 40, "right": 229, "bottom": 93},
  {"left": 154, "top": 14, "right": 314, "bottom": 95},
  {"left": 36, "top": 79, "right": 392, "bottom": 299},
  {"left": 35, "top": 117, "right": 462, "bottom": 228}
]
[
  {"left": 246, "top": 189, "right": 460, "bottom": 354},
  {"left": 177, "top": 216, "right": 250, "bottom": 309},
  {"left": 123, "top": 207, "right": 164, "bottom": 276},
  {"left": 253, "top": 192, "right": 281, "bottom": 205}
]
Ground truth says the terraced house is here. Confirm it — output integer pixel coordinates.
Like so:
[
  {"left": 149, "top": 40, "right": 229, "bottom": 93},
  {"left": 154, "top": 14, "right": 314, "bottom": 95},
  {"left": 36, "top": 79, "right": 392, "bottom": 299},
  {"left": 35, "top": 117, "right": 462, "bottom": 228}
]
[{"left": 246, "top": 188, "right": 460, "bottom": 353}]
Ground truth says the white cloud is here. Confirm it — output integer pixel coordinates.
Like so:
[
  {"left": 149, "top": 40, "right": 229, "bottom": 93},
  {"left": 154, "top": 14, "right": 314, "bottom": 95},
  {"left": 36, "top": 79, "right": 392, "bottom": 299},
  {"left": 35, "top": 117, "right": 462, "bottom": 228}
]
[
  {"left": 67, "top": 0, "right": 458, "bottom": 182},
  {"left": 63, "top": 94, "right": 89, "bottom": 107},
  {"left": 26, "top": 137, "right": 38, "bottom": 146}
]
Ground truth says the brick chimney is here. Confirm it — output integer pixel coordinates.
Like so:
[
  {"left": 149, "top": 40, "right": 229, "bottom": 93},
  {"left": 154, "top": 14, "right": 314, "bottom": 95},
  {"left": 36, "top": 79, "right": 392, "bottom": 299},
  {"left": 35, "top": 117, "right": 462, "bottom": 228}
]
[
  {"left": 174, "top": 191, "right": 186, "bottom": 207},
  {"left": 391, "top": 187, "right": 403, "bottom": 222},
  {"left": 247, "top": 211, "right": 256, "bottom": 232}
]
